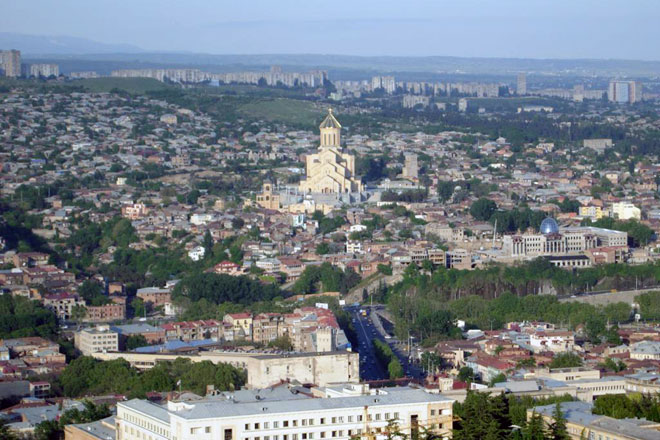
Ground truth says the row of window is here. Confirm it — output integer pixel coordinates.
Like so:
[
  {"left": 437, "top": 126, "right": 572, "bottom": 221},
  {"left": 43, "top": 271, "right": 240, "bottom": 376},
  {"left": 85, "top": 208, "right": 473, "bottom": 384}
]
[
  {"left": 123, "top": 414, "right": 169, "bottom": 439},
  {"left": 241, "top": 423, "right": 449, "bottom": 440},
  {"left": 244, "top": 412, "right": 400, "bottom": 431}
]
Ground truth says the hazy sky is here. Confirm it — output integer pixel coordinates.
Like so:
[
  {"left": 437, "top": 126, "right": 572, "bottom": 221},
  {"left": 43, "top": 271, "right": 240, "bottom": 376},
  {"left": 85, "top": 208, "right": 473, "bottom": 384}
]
[{"left": 2, "top": 0, "right": 659, "bottom": 59}]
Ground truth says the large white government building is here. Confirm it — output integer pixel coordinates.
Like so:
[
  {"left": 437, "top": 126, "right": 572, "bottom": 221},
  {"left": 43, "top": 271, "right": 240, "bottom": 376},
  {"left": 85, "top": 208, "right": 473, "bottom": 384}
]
[
  {"left": 116, "top": 384, "right": 453, "bottom": 440},
  {"left": 502, "top": 218, "right": 628, "bottom": 262}
]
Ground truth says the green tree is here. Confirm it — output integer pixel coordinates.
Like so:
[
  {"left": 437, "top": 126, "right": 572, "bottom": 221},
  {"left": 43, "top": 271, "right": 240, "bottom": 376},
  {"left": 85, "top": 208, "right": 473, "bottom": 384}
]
[
  {"left": 489, "top": 373, "right": 507, "bottom": 387},
  {"left": 547, "top": 403, "right": 569, "bottom": 440},
  {"left": 522, "top": 411, "right": 547, "bottom": 440},
  {"left": 457, "top": 366, "right": 475, "bottom": 383},
  {"left": 268, "top": 335, "right": 294, "bottom": 351},
  {"left": 316, "top": 242, "right": 331, "bottom": 255},
  {"left": 126, "top": 334, "right": 148, "bottom": 350},
  {"left": 202, "top": 230, "right": 214, "bottom": 256},
  {"left": 388, "top": 359, "right": 404, "bottom": 379},
  {"left": 469, "top": 198, "right": 497, "bottom": 221},
  {"left": 34, "top": 419, "right": 62, "bottom": 440},
  {"left": 549, "top": 353, "right": 583, "bottom": 369}
]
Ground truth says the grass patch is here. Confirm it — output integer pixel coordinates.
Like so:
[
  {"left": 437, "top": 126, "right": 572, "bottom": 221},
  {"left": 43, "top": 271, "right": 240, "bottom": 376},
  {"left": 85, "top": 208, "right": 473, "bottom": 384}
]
[{"left": 237, "top": 98, "right": 323, "bottom": 128}]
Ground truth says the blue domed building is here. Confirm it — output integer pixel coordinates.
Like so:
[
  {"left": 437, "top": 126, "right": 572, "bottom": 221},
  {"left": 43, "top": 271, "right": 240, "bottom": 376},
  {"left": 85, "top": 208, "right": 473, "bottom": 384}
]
[{"left": 540, "top": 217, "right": 559, "bottom": 235}]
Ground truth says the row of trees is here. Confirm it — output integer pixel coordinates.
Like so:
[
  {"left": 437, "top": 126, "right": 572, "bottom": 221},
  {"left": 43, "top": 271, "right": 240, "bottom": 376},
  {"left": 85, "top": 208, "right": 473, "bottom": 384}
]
[
  {"left": 453, "top": 391, "right": 575, "bottom": 440},
  {"left": 291, "top": 262, "right": 361, "bottom": 295},
  {"left": 592, "top": 394, "right": 660, "bottom": 422},
  {"left": 372, "top": 338, "right": 404, "bottom": 379},
  {"left": 59, "top": 356, "right": 246, "bottom": 398},
  {"left": 172, "top": 272, "right": 282, "bottom": 304},
  {"left": 387, "top": 261, "right": 639, "bottom": 345}
]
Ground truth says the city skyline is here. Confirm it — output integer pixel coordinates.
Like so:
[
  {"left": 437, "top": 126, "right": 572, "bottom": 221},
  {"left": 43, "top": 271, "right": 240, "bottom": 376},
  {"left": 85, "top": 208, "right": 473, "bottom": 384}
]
[{"left": 1, "top": 0, "right": 660, "bottom": 60}]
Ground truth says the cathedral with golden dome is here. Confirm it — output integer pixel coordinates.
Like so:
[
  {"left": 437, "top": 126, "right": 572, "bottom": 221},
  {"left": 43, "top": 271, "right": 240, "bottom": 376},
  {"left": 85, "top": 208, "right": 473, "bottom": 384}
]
[{"left": 298, "top": 109, "right": 364, "bottom": 194}]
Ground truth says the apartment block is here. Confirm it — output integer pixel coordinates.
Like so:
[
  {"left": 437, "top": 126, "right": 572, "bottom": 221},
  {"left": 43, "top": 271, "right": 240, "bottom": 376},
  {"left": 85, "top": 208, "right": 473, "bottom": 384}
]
[{"left": 74, "top": 326, "right": 119, "bottom": 355}]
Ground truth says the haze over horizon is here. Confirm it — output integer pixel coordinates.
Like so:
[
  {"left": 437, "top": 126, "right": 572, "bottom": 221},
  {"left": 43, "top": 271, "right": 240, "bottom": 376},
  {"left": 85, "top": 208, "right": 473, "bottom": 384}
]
[{"left": 2, "top": 0, "right": 659, "bottom": 61}]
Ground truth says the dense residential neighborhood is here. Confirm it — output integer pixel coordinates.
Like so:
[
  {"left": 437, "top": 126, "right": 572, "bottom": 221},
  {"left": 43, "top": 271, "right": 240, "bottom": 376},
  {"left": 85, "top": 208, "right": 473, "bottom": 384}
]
[{"left": 2, "top": 14, "right": 660, "bottom": 438}]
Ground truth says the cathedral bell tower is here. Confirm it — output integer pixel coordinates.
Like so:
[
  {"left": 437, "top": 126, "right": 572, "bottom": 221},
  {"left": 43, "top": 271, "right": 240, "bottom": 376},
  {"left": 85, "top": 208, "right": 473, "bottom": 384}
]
[{"left": 319, "top": 108, "right": 341, "bottom": 149}]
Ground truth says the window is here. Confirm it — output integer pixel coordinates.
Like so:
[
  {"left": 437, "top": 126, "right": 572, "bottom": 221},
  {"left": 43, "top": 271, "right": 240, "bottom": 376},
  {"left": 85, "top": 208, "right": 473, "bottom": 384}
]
[
  {"left": 302, "top": 420, "right": 307, "bottom": 426},
  {"left": 206, "top": 427, "right": 211, "bottom": 434},
  {"left": 320, "top": 418, "right": 326, "bottom": 425},
  {"left": 274, "top": 422, "right": 279, "bottom": 429},
  {"left": 375, "top": 414, "right": 381, "bottom": 421},
  {"left": 302, "top": 435, "right": 307, "bottom": 440},
  {"left": 308, "top": 419, "right": 314, "bottom": 426},
  {"left": 357, "top": 416, "right": 362, "bottom": 422},
  {"left": 384, "top": 414, "right": 389, "bottom": 421},
  {"left": 331, "top": 417, "right": 337, "bottom": 424},
  {"left": 393, "top": 413, "right": 399, "bottom": 420},
  {"left": 264, "top": 423, "right": 269, "bottom": 429},
  {"left": 320, "top": 433, "right": 326, "bottom": 439},
  {"left": 430, "top": 410, "right": 436, "bottom": 416},
  {"left": 245, "top": 424, "right": 250, "bottom": 430},
  {"left": 331, "top": 432, "right": 337, "bottom": 438},
  {"left": 347, "top": 416, "right": 353, "bottom": 423},
  {"left": 283, "top": 422, "right": 289, "bottom": 428},
  {"left": 293, "top": 421, "right": 298, "bottom": 427},
  {"left": 255, "top": 424, "right": 260, "bottom": 430},
  {"left": 338, "top": 417, "right": 343, "bottom": 423}
]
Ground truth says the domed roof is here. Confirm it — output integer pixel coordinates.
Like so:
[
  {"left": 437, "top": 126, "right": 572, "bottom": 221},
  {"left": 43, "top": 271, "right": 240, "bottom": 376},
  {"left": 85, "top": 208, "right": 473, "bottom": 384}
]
[
  {"left": 540, "top": 217, "right": 559, "bottom": 235},
  {"left": 319, "top": 108, "right": 341, "bottom": 129}
]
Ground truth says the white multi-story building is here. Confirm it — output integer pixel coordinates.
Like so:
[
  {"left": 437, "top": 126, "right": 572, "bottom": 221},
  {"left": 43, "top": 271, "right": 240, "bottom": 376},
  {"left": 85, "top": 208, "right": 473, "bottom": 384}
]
[
  {"left": 611, "top": 202, "right": 641, "bottom": 221},
  {"left": 503, "top": 220, "right": 628, "bottom": 258},
  {"left": 29, "top": 63, "right": 60, "bottom": 78},
  {"left": 74, "top": 325, "right": 119, "bottom": 355},
  {"left": 116, "top": 385, "right": 454, "bottom": 440},
  {"left": 529, "top": 331, "right": 575, "bottom": 353}
]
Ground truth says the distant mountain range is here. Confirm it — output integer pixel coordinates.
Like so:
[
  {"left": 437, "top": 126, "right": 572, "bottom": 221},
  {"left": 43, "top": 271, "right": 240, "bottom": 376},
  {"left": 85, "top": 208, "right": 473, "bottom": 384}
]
[
  {"left": 0, "top": 32, "right": 143, "bottom": 55},
  {"left": 4, "top": 32, "right": 660, "bottom": 77}
]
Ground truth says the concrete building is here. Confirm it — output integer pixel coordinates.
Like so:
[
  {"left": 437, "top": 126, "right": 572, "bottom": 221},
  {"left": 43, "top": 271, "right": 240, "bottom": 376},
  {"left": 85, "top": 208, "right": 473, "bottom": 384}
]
[
  {"left": 74, "top": 326, "right": 119, "bottom": 355},
  {"left": 116, "top": 385, "right": 453, "bottom": 440},
  {"left": 458, "top": 98, "right": 468, "bottom": 112},
  {"left": 517, "top": 72, "right": 527, "bottom": 95},
  {"left": 64, "top": 416, "right": 116, "bottom": 440},
  {"left": 121, "top": 202, "right": 148, "bottom": 220},
  {"left": 402, "top": 154, "right": 419, "bottom": 180},
  {"left": 90, "top": 351, "right": 360, "bottom": 389},
  {"left": 502, "top": 218, "right": 628, "bottom": 259},
  {"left": 608, "top": 80, "right": 643, "bottom": 104},
  {"left": 583, "top": 138, "right": 613, "bottom": 153},
  {"left": 298, "top": 110, "right": 364, "bottom": 194},
  {"left": 28, "top": 63, "right": 59, "bottom": 78},
  {"left": 256, "top": 182, "right": 281, "bottom": 210},
  {"left": 529, "top": 401, "right": 660, "bottom": 440},
  {"left": 402, "top": 95, "right": 429, "bottom": 109},
  {"left": 529, "top": 331, "right": 575, "bottom": 353},
  {"left": 84, "top": 302, "right": 126, "bottom": 323},
  {"left": 0, "top": 50, "right": 21, "bottom": 77},
  {"left": 629, "top": 341, "right": 660, "bottom": 360},
  {"left": 611, "top": 202, "right": 641, "bottom": 220}
]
